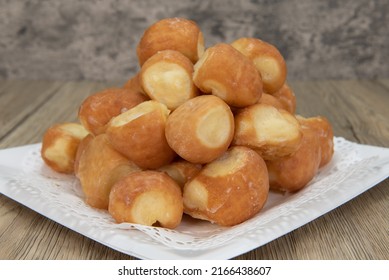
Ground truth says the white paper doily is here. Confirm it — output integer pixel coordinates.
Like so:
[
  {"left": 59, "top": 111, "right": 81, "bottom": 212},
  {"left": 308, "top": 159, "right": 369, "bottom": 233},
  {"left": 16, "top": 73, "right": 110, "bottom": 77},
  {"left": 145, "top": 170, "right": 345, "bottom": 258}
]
[{"left": 1, "top": 137, "right": 389, "bottom": 259}]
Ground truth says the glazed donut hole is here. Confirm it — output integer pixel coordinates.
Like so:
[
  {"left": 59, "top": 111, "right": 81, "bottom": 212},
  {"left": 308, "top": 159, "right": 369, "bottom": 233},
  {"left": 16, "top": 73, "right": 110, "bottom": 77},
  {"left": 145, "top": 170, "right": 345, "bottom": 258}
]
[
  {"left": 140, "top": 50, "right": 198, "bottom": 110},
  {"left": 257, "top": 93, "right": 285, "bottom": 111},
  {"left": 266, "top": 125, "right": 321, "bottom": 192},
  {"left": 233, "top": 103, "right": 302, "bottom": 160},
  {"left": 77, "top": 134, "right": 141, "bottom": 209},
  {"left": 158, "top": 159, "right": 202, "bottom": 190},
  {"left": 41, "top": 122, "right": 89, "bottom": 174},
  {"left": 122, "top": 73, "right": 146, "bottom": 96},
  {"left": 193, "top": 43, "right": 262, "bottom": 107},
  {"left": 183, "top": 146, "right": 269, "bottom": 226},
  {"left": 108, "top": 100, "right": 168, "bottom": 127},
  {"left": 165, "top": 95, "right": 234, "bottom": 164},
  {"left": 196, "top": 106, "right": 232, "bottom": 148},
  {"left": 106, "top": 100, "right": 175, "bottom": 169},
  {"left": 297, "top": 115, "right": 334, "bottom": 167},
  {"left": 254, "top": 56, "right": 284, "bottom": 93},
  {"left": 231, "top": 37, "right": 287, "bottom": 94},
  {"left": 137, "top": 17, "right": 204, "bottom": 66},
  {"left": 271, "top": 82, "right": 296, "bottom": 114},
  {"left": 78, "top": 87, "right": 148, "bottom": 135},
  {"left": 109, "top": 170, "right": 183, "bottom": 229},
  {"left": 74, "top": 133, "right": 93, "bottom": 177}
]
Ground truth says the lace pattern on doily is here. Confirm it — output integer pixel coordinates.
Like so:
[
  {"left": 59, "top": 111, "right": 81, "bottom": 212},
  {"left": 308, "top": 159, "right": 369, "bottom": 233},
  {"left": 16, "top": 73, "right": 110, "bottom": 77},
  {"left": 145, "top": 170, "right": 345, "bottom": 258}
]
[{"left": 4, "top": 137, "right": 384, "bottom": 250}]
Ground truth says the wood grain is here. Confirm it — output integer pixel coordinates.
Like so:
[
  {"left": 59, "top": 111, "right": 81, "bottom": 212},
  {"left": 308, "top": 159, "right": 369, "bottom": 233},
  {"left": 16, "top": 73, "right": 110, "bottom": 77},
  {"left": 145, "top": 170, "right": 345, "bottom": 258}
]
[{"left": 0, "top": 79, "right": 388, "bottom": 260}]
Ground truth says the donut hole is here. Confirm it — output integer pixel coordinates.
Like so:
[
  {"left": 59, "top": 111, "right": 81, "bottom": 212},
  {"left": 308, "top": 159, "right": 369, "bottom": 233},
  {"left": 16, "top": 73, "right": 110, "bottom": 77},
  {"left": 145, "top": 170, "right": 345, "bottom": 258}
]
[
  {"left": 202, "top": 80, "right": 227, "bottom": 100},
  {"left": 159, "top": 165, "right": 186, "bottom": 188},
  {"left": 253, "top": 56, "right": 281, "bottom": 86},
  {"left": 59, "top": 123, "right": 89, "bottom": 139},
  {"left": 183, "top": 180, "right": 208, "bottom": 210},
  {"left": 110, "top": 100, "right": 169, "bottom": 127},
  {"left": 142, "top": 62, "right": 191, "bottom": 110},
  {"left": 196, "top": 105, "right": 232, "bottom": 148},
  {"left": 41, "top": 122, "right": 90, "bottom": 174},
  {"left": 129, "top": 189, "right": 182, "bottom": 228},
  {"left": 131, "top": 191, "right": 164, "bottom": 226},
  {"left": 44, "top": 137, "right": 73, "bottom": 170},
  {"left": 253, "top": 104, "right": 300, "bottom": 143},
  {"left": 203, "top": 148, "right": 246, "bottom": 177}
]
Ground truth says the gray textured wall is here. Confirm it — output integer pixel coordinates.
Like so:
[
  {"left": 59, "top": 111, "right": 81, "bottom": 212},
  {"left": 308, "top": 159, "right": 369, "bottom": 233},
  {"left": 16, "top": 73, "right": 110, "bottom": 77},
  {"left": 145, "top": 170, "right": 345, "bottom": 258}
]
[{"left": 1, "top": 0, "right": 388, "bottom": 82}]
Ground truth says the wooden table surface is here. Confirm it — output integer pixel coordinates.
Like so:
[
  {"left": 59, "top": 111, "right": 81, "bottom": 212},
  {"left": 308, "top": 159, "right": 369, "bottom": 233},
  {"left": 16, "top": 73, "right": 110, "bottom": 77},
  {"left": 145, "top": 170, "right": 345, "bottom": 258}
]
[{"left": 0, "top": 79, "right": 388, "bottom": 260}]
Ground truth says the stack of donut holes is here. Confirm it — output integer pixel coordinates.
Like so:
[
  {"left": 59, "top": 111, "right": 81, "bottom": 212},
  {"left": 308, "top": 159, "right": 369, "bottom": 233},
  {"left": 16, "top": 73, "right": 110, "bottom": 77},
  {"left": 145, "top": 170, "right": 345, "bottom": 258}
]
[{"left": 41, "top": 18, "right": 334, "bottom": 229}]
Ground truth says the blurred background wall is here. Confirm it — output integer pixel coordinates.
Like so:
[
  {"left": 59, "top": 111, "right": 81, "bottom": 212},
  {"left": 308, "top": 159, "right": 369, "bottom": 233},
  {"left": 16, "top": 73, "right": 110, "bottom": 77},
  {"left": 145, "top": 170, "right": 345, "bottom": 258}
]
[{"left": 1, "top": 0, "right": 388, "bottom": 82}]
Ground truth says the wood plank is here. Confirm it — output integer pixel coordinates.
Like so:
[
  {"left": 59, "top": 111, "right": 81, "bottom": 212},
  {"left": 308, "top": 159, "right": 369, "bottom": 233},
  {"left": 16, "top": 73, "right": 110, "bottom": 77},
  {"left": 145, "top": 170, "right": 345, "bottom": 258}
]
[
  {"left": 290, "top": 80, "right": 389, "bottom": 147},
  {"left": 377, "top": 78, "right": 389, "bottom": 90},
  {"left": 234, "top": 179, "right": 389, "bottom": 260},
  {"left": 0, "top": 80, "right": 64, "bottom": 141},
  {"left": 326, "top": 80, "right": 389, "bottom": 147},
  {"left": 0, "top": 80, "right": 14, "bottom": 94},
  {"left": 0, "top": 81, "right": 119, "bottom": 149},
  {"left": 0, "top": 195, "right": 136, "bottom": 259}
]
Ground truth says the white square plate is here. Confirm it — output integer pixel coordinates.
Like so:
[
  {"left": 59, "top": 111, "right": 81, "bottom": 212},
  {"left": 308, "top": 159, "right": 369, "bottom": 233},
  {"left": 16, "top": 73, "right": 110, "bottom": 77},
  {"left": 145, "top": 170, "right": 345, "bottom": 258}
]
[{"left": 0, "top": 137, "right": 388, "bottom": 259}]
